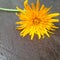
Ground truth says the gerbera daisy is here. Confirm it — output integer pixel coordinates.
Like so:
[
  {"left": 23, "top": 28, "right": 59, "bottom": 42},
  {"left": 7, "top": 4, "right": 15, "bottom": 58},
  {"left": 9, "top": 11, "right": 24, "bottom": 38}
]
[{"left": 16, "top": 0, "right": 60, "bottom": 40}]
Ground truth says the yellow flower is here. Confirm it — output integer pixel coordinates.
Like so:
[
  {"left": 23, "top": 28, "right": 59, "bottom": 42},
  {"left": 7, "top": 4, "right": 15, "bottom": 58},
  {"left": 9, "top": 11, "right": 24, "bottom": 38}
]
[{"left": 16, "top": 0, "right": 60, "bottom": 40}]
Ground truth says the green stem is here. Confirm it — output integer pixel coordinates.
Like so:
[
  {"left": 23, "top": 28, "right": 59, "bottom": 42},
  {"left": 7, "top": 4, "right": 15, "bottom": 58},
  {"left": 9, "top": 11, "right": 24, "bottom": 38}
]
[{"left": 0, "top": 8, "right": 19, "bottom": 12}]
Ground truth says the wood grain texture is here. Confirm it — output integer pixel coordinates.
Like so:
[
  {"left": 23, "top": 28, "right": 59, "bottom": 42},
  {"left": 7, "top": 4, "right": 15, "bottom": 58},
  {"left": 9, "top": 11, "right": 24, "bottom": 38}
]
[{"left": 0, "top": 0, "right": 60, "bottom": 60}]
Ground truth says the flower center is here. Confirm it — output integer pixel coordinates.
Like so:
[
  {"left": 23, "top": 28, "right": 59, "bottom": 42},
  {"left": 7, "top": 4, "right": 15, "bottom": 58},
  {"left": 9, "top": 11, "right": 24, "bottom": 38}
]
[{"left": 33, "top": 18, "right": 40, "bottom": 25}]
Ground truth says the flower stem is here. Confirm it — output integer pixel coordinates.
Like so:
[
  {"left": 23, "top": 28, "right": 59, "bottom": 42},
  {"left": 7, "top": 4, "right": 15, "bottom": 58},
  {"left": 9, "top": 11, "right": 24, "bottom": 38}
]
[{"left": 0, "top": 8, "right": 19, "bottom": 12}]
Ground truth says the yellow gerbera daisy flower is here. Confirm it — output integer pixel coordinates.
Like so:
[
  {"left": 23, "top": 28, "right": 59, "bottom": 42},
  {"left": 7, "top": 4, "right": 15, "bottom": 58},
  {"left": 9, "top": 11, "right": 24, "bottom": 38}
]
[{"left": 16, "top": 0, "right": 60, "bottom": 40}]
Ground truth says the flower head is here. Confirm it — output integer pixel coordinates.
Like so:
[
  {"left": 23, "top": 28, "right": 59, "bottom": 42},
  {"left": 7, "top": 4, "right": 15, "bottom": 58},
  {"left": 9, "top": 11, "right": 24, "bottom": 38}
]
[{"left": 16, "top": 0, "right": 60, "bottom": 40}]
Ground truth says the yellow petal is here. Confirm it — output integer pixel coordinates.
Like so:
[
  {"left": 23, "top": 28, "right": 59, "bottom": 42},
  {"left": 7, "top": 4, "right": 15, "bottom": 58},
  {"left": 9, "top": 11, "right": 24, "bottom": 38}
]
[
  {"left": 35, "top": 26, "right": 41, "bottom": 39},
  {"left": 16, "top": 6, "right": 25, "bottom": 13},
  {"left": 36, "top": 0, "right": 40, "bottom": 11},
  {"left": 37, "top": 31, "right": 41, "bottom": 39},
  {"left": 20, "top": 27, "right": 30, "bottom": 37},
  {"left": 19, "top": 13, "right": 30, "bottom": 20},
  {"left": 24, "top": 0, "right": 32, "bottom": 11},
  {"left": 16, "top": 26, "right": 24, "bottom": 30},
  {"left": 42, "top": 7, "right": 51, "bottom": 14},
  {"left": 47, "top": 13, "right": 60, "bottom": 18},
  {"left": 52, "top": 25, "right": 59, "bottom": 29},
  {"left": 31, "top": 3, "right": 35, "bottom": 10},
  {"left": 49, "top": 19, "right": 59, "bottom": 22},
  {"left": 29, "top": 26, "right": 35, "bottom": 40},
  {"left": 16, "top": 21, "right": 28, "bottom": 24},
  {"left": 40, "top": 4, "right": 45, "bottom": 11}
]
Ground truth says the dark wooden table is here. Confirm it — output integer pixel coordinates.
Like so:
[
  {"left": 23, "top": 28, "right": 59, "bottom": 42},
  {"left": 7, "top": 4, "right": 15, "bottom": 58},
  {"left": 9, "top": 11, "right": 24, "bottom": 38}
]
[{"left": 0, "top": 0, "right": 60, "bottom": 60}]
